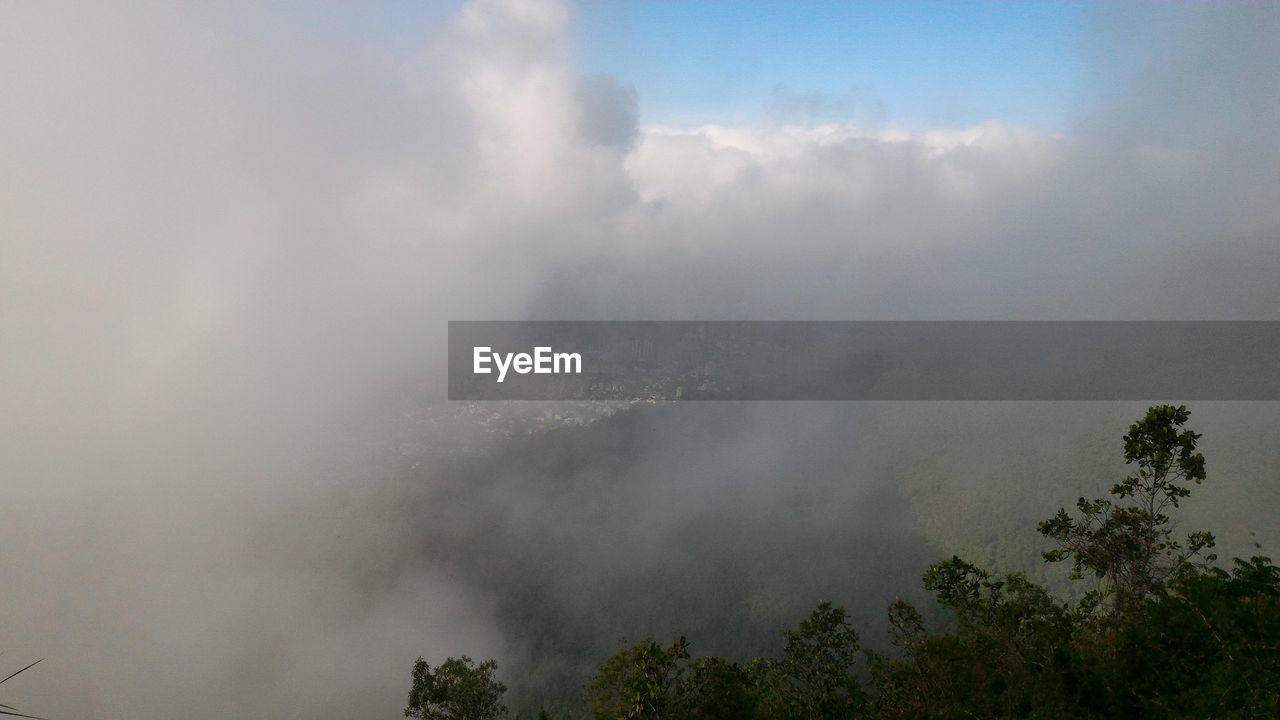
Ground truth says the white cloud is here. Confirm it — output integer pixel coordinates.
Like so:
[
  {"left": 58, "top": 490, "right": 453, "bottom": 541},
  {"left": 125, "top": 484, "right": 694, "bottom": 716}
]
[{"left": 627, "top": 120, "right": 1064, "bottom": 211}]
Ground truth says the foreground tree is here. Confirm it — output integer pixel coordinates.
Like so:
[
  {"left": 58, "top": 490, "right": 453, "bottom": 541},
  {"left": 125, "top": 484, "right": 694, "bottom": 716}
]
[
  {"left": 868, "top": 404, "right": 1279, "bottom": 718},
  {"left": 584, "top": 637, "right": 758, "bottom": 720},
  {"left": 586, "top": 602, "right": 863, "bottom": 720},
  {"left": 869, "top": 560, "right": 1078, "bottom": 718},
  {"left": 406, "top": 656, "right": 508, "bottom": 720},
  {"left": 1038, "top": 405, "right": 1216, "bottom": 612},
  {"left": 752, "top": 601, "right": 865, "bottom": 720},
  {"left": 585, "top": 637, "right": 691, "bottom": 720}
]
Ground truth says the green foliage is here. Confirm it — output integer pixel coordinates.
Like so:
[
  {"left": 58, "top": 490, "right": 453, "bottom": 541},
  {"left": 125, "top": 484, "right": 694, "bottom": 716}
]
[
  {"left": 680, "top": 656, "right": 758, "bottom": 720},
  {"left": 583, "top": 636, "right": 758, "bottom": 720},
  {"left": 751, "top": 601, "right": 865, "bottom": 720},
  {"left": 870, "top": 562, "right": 1077, "bottom": 719},
  {"left": 866, "top": 405, "right": 1279, "bottom": 718},
  {"left": 586, "top": 603, "right": 864, "bottom": 720},
  {"left": 867, "top": 550, "right": 1280, "bottom": 718},
  {"left": 406, "top": 656, "right": 508, "bottom": 720},
  {"left": 585, "top": 637, "right": 691, "bottom": 720},
  {"left": 1109, "top": 555, "right": 1280, "bottom": 717},
  {"left": 1038, "top": 405, "right": 1216, "bottom": 612}
]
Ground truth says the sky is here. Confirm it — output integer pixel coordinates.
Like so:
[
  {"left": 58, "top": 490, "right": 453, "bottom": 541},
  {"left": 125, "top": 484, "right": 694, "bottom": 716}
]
[{"left": 575, "top": 0, "right": 1089, "bottom": 129}]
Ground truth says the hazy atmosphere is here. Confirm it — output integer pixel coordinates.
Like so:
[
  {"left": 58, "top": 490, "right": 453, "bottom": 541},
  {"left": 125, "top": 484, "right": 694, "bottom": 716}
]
[{"left": 2, "top": 1, "right": 1279, "bottom": 718}]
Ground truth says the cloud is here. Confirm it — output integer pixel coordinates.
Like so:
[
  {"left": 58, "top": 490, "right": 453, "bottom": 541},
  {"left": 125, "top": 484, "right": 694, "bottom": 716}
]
[
  {"left": 0, "top": 1, "right": 585, "bottom": 716},
  {"left": 577, "top": 74, "right": 640, "bottom": 149}
]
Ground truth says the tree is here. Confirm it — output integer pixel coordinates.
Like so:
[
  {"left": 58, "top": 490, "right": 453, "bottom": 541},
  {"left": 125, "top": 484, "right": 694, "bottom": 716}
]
[
  {"left": 1038, "top": 404, "right": 1216, "bottom": 612},
  {"left": 868, "top": 561, "right": 1077, "bottom": 719},
  {"left": 680, "top": 656, "right": 758, "bottom": 720},
  {"left": 584, "top": 637, "right": 760, "bottom": 720},
  {"left": 753, "top": 601, "right": 865, "bottom": 720},
  {"left": 585, "top": 638, "right": 690, "bottom": 720},
  {"left": 867, "top": 404, "right": 1280, "bottom": 718},
  {"left": 406, "top": 656, "right": 508, "bottom": 720},
  {"left": 1112, "top": 555, "right": 1280, "bottom": 717}
]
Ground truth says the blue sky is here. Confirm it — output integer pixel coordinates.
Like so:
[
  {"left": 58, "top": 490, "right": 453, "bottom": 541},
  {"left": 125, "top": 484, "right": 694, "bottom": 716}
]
[{"left": 574, "top": 1, "right": 1091, "bottom": 130}]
